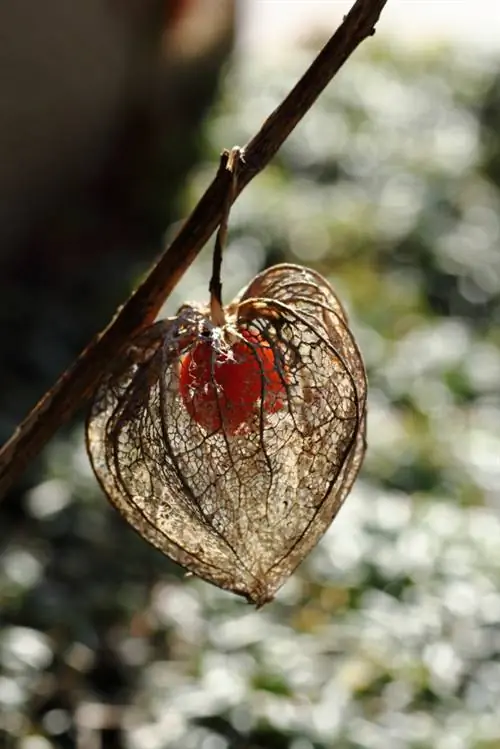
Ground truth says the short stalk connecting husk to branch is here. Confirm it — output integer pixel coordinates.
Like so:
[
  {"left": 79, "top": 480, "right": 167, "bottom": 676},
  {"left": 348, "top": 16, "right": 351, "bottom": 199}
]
[
  {"left": 0, "top": 0, "right": 388, "bottom": 500},
  {"left": 209, "top": 146, "right": 242, "bottom": 327}
]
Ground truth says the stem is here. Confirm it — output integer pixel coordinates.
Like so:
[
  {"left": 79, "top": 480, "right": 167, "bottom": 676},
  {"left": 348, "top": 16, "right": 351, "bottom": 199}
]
[
  {"left": 209, "top": 146, "right": 241, "bottom": 327},
  {"left": 0, "top": 0, "right": 388, "bottom": 500}
]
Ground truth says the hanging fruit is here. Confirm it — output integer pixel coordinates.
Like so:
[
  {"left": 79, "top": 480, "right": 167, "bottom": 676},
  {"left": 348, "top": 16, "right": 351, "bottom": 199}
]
[{"left": 86, "top": 263, "right": 367, "bottom": 606}]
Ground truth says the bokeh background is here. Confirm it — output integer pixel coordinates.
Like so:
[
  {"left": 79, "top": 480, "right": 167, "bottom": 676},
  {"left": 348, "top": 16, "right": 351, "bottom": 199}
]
[{"left": 1, "top": 2, "right": 500, "bottom": 748}]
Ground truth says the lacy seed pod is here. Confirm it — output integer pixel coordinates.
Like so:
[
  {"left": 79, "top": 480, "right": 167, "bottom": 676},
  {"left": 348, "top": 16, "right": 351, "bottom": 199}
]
[{"left": 86, "top": 264, "right": 367, "bottom": 606}]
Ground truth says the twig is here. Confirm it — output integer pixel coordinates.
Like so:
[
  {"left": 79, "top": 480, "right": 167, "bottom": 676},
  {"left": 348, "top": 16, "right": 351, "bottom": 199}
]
[{"left": 0, "top": 0, "right": 387, "bottom": 499}]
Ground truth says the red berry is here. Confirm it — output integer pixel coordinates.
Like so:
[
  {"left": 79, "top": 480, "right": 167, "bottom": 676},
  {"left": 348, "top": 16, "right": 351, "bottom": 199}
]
[{"left": 179, "top": 329, "right": 285, "bottom": 434}]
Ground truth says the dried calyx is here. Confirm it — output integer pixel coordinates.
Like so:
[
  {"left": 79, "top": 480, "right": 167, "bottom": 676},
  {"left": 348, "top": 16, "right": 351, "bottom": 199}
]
[{"left": 87, "top": 264, "right": 367, "bottom": 606}]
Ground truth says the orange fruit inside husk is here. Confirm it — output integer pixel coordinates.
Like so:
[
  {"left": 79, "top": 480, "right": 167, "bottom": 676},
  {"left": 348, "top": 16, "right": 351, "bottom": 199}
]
[{"left": 179, "top": 329, "right": 286, "bottom": 434}]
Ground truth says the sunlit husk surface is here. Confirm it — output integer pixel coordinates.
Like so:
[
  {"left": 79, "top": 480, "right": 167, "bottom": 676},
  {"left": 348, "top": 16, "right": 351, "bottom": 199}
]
[{"left": 87, "top": 264, "right": 367, "bottom": 605}]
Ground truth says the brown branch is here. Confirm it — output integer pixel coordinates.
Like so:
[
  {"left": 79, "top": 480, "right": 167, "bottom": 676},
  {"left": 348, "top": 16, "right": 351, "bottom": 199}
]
[{"left": 0, "top": 0, "right": 387, "bottom": 499}]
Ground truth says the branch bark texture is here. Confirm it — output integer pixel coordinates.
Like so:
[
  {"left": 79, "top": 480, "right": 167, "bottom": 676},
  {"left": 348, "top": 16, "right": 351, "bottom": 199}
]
[{"left": 0, "top": 0, "right": 387, "bottom": 499}]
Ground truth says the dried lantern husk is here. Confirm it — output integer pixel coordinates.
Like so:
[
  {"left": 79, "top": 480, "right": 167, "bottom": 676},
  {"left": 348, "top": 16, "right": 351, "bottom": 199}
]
[{"left": 86, "top": 264, "right": 367, "bottom": 606}]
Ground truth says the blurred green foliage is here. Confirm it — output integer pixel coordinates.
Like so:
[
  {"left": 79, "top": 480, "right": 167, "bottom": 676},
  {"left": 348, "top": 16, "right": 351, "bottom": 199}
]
[{"left": 1, "top": 37, "right": 500, "bottom": 749}]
